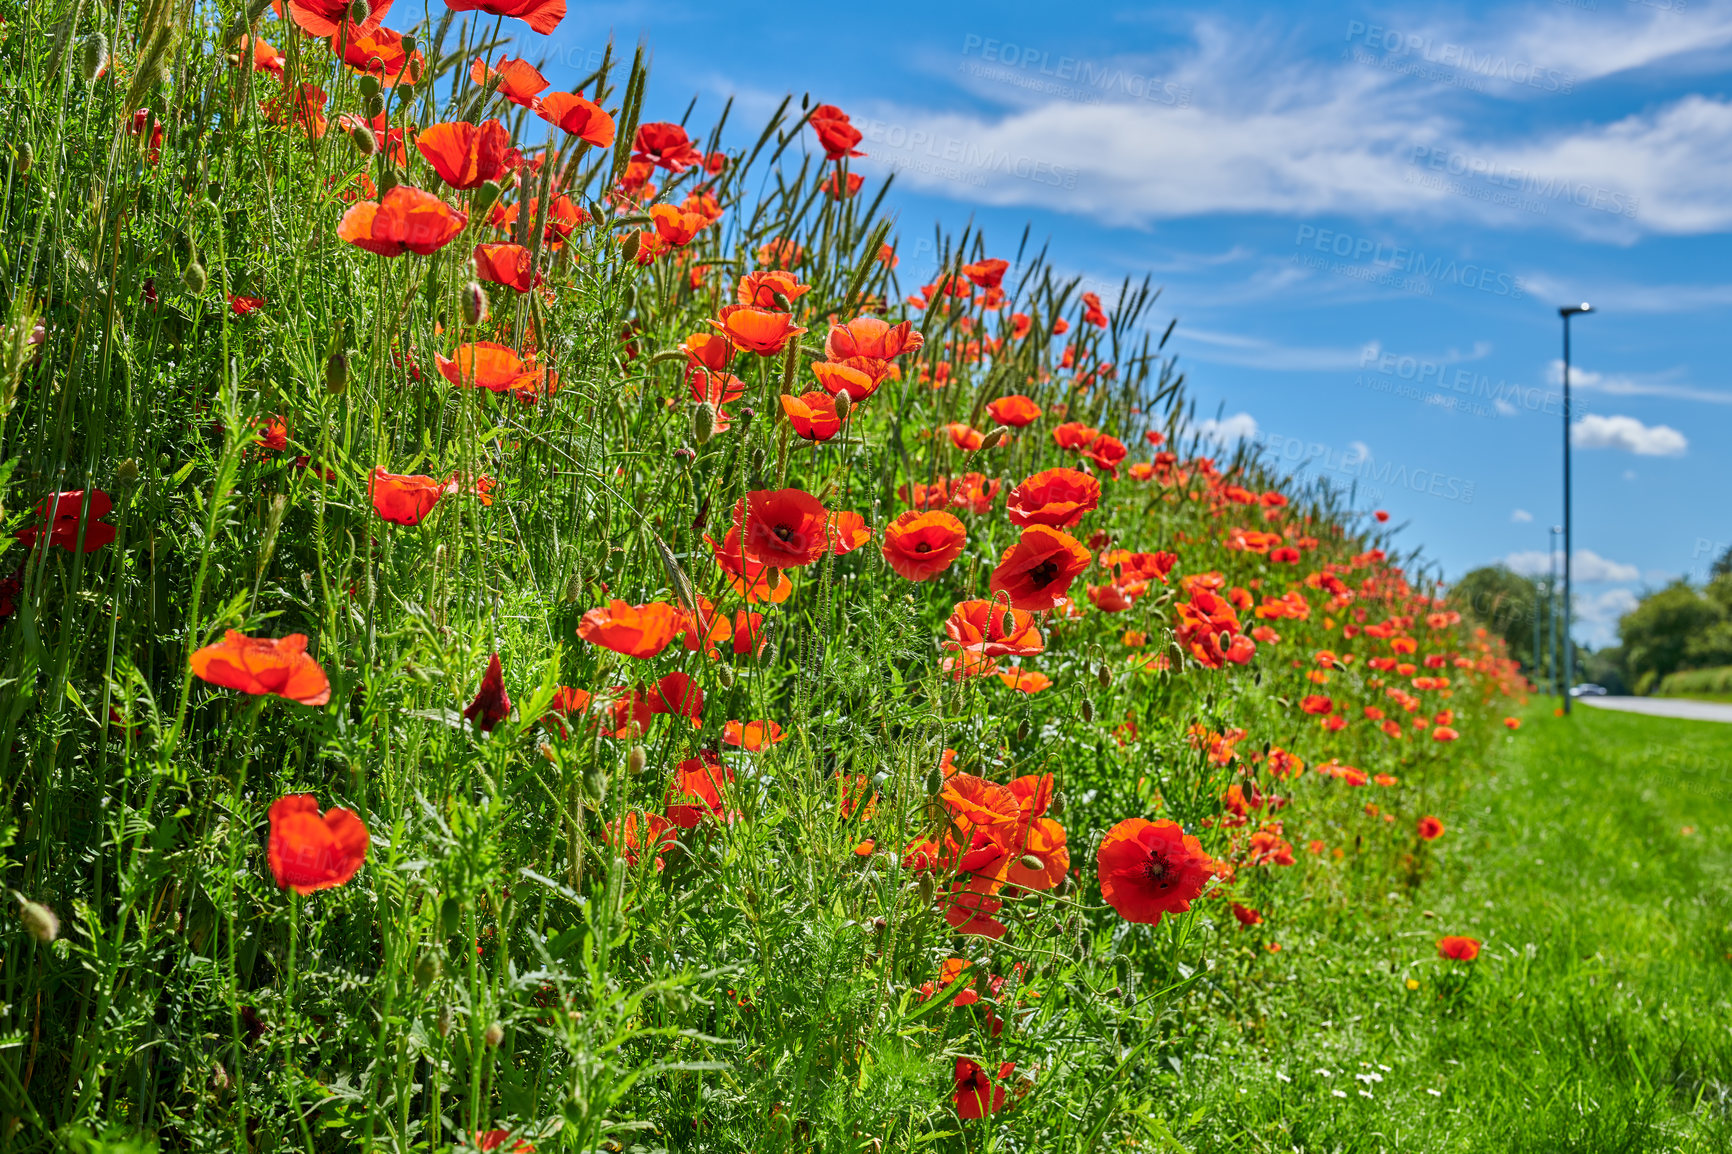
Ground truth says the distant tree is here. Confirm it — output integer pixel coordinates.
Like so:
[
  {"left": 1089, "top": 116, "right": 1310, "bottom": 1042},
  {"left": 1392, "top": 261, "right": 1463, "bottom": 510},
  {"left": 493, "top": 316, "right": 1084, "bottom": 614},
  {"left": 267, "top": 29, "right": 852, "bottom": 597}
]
[
  {"left": 1580, "top": 646, "right": 1628, "bottom": 696},
  {"left": 1618, "top": 581, "right": 1727, "bottom": 694},
  {"left": 1449, "top": 565, "right": 1539, "bottom": 671},
  {"left": 1712, "top": 545, "right": 1732, "bottom": 581}
]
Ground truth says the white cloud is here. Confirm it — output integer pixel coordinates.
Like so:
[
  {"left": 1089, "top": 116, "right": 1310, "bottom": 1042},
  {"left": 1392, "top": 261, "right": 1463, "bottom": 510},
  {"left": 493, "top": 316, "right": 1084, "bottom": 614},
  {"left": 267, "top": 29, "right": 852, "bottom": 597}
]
[
  {"left": 1502, "top": 549, "right": 1640, "bottom": 582},
  {"left": 1494, "top": 398, "right": 1520, "bottom": 417},
  {"left": 1511, "top": 508, "right": 1533, "bottom": 523},
  {"left": 1177, "top": 329, "right": 1382, "bottom": 371},
  {"left": 1545, "top": 360, "right": 1732, "bottom": 405},
  {"left": 1624, "top": 469, "right": 1638, "bottom": 481},
  {"left": 1189, "top": 412, "right": 1260, "bottom": 444},
  {"left": 1575, "top": 588, "right": 1641, "bottom": 644},
  {"left": 1571, "top": 414, "right": 1688, "bottom": 456}
]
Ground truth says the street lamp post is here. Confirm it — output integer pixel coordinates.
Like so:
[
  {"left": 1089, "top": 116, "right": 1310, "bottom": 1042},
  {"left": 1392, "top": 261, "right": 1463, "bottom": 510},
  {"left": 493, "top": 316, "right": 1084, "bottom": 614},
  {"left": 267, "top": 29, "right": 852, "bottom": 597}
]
[
  {"left": 1548, "top": 525, "right": 1561, "bottom": 697},
  {"left": 1559, "top": 303, "right": 1593, "bottom": 713}
]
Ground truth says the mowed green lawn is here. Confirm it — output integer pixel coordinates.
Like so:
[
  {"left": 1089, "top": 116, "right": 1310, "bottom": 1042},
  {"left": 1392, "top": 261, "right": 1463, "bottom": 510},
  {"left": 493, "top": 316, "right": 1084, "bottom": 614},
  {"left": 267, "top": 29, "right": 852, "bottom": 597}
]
[{"left": 1168, "top": 705, "right": 1732, "bottom": 1153}]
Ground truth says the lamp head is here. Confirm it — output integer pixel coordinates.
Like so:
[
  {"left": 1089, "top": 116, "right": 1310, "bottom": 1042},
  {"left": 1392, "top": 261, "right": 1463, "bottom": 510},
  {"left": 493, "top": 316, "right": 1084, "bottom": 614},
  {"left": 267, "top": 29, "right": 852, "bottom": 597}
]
[{"left": 1559, "top": 302, "right": 1593, "bottom": 316}]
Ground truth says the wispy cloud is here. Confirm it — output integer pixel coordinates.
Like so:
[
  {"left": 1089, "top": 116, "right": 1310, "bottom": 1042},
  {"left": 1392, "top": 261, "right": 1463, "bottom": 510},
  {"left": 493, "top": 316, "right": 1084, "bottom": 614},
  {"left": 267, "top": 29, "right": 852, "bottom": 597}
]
[{"left": 1571, "top": 414, "right": 1688, "bottom": 456}]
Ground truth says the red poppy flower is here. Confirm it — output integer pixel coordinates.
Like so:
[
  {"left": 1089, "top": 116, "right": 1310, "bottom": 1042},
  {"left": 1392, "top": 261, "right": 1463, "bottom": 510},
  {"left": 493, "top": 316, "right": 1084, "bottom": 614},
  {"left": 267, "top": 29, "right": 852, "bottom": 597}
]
[
  {"left": 190, "top": 631, "right": 332, "bottom": 706},
  {"left": 369, "top": 468, "right": 445, "bottom": 526},
  {"left": 995, "top": 667, "right": 1052, "bottom": 693},
  {"left": 961, "top": 257, "right": 1009, "bottom": 289},
  {"left": 464, "top": 653, "right": 512, "bottom": 733},
  {"left": 1086, "top": 583, "right": 1138, "bottom": 613},
  {"left": 780, "top": 392, "right": 841, "bottom": 441},
  {"left": 1097, "top": 818, "right": 1215, "bottom": 925},
  {"left": 435, "top": 342, "right": 543, "bottom": 395},
  {"left": 646, "top": 670, "right": 703, "bottom": 726},
  {"left": 821, "top": 170, "right": 864, "bottom": 199},
  {"left": 666, "top": 750, "right": 733, "bottom": 828},
  {"left": 267, "top": 794, "right": 369, "bottom": 893},
  {"left": 444, "top": 0, "right": 565, "bottom": 34},
  {"left": 1417, "top": 815, "right": 1445, "bottom": 840},
  {"left": 737, "top": 270, "right": 811, "bottom": 310},
  {"left": 949, "top": 472, "right": 1001, "bottom": 515},
  {"left": 633, "top": 121, "right": 703, "bottom": 171},
  {"left": 988, "top": 526, "right": 1091, "bottom": 611},
  {"left": 468, "top": 55, "right": 548, "bottom": 106},
  {"left": 1231, "top": 902, "right": 1263, "bottom": 927},
  {"left": 650, "top": 203, "right": 710, "bottom": 247},
  {"left": 1006, "top": 468, "right": 1099, "bottom": 528},
  {"left": 334, "top": 26, "right": 422, "bottom": 86},
  {"left": 986, "top": 394, "right": 1041, "bottom": 427},
  {"left": 826, "top": 316, "right": 923, "bottom": 360},
  {"left": 416, "top": 120, "right": 511, "bottom": 190},
  {"left": 1300, "top": 694, "right": 1334, "bottom": 715},
  {"left": 228, "top": 293, "right": 267, "bottom": 315},
  {"left": 577, "top": 600, "right": 683, "bottom": 659},
  {"left": 1432, "top": 726, "right": 1459, "bottom": 742},
  {"left": 707, "top": 526, "right": 794, "bottom": 604},
  {"left": 681, "top": 331, "right": 735, "bottom": 374},
  {"left": 710, "top": 305, "right": 807, "bottom": 356},
  {"left": 469, "top": 243, "right": 534, "bottom": 294},
  {"left": 880, "top": 510, "right": 967, "bottom": 581},
  {"left": 811, "top": 358, "right": 889, "bottom": 403},
  {"left": 946, "top": 423, "right": 984, "bottom": 451},
  {"left": 1051, "top": 421, "right": 1098, "bottom": 450},
  {"left": 1081, "top": 433, "right": 1128, "bottom": 477},
  {"left": 602, "top": 812, "right": 675, "bottom": 871},
  {"left": 739, "top": 489, "right": 830, "bottom": 568},
  {"left": 722, "top": 720, "right": 785, "bottom": 751},
  {"left": 953, "top": 1058, "right": 1014, "bottom": 1119},
  {"left": 15, "top": 490, "right": 115, "bottom": 553},
  {"left": 260, "top": 82, "right": 329, "bottom": 138},
  {"left": 537, "top": 91, "right": 615, "bottom": 146},
  {"left": 944, "top": 599, "right": 1043, "bottom": 657},
  {"left": 1374, "top": 509, "right": 1390, "bottom": 523},
  {"left": 830, "top": 511, "right": 872, "bottom": 555},
  {"left": 809, "top": 103, "right": 865, "bottom": 159},
  {"left": 338, "top": 186, "right": 468, "bottom": 257},
  {"left": 1504, "top": 717, "right": 1522, "bottom": 730},
  {"left": 286, "top": 0, "right": 391, "bottom": 38},
  {"left": 1437, "top": 935, "right": 1481, "bottom": 961}
]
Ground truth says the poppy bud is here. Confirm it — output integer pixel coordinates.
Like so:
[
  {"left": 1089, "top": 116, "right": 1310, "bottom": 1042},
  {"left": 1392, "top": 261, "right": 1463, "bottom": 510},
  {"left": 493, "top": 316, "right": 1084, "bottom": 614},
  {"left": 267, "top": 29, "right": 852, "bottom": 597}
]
[
  {"left": 414, "top": 952, "right": 441, "bottom": 990},
  {"left": 116, "top": 458, "right": 140, "bottom": 486},
  {"left": 1080, "top": 698, "right": 1095, "bottom": 723},
  {"left": 440, "top": 896, "right": 460, "bottom": 937},
  {"left": 349, "top": 124, "right": 376, "bottom": 156},
  {"left": 14, "top": 143, "right": 30, "bottom": 175},
  {"left": 80, "top": 33, "right": 108, "bottom": 83},
  {"left": 978, "top": 425, "right": 1010, "bottom": 452},
  {"left": 399, "top": 35, "right": 417, "bottom": 56},
  {"left": 626, "top": 745, "right": 646, "bottom": 776},
  {"left": 463, "top": 281, "right": 489, "bottom": 325},
  {"left": 918, "top": 875, "right": 935, "bottom": 906},
  {"left": 673, "top": 446, "right": 695, "bottom": 463},
  {"left": 363, "top": 93, "right": 385, "bottom": 119},
  {"left": 832, "top": 390, "right": 852, "bottom": 423},
  {"left": 182, "top": 261, "right": 206, "bottom": 294},
  {"left": 737, "top": 406, "right": 755, "bottom": 432},
  {"left": 483, "top": 1021, "right": 504, "bottom": 1047},
  {"left": 1019, "top": 854, "right": 1045, "bottom": 872},
  {"left": 925, "top": 768, "right": 943, "bottom": 795},
  {"left": 584, "top": 767, "right": 607, "bottom": 803},
  {"left": 621, "top": 231, "right": 640, "bottom": 263},
  {"left": 590, "top": 201, "right": 607, "bottom": 226},
  {"left": 357, "top": 74, "right": 381, "bottom": 99},
  {"left": 692, "top": 401, "right": 716, "bottom": 445},
  {"left": 471, "top": 180, "right": 502, "bottom": 218},
  {"left": 1217, "top": 630, "right": 1232, "bottom": 655},
  {"left": 1016, "top": 718, "right": 1030, "bottom": 742},
  {"left": 715, "top": 665, "right": 735, "bottom": 687},
  {"left": 208, "top": 1062, "right": 230, "bottom": 1096},
  {"left": 348, "top": 0, "right": 371, "bottom": 24},
  {"left": 324, "top": 350, "right": 348, "bottom": 394},
  {"left": 377, "top": 168, "right": 399, "bottom": 196},
  {"left": 1098, "top": 664, "right": 1112, "bottom": 690},
  {"left": 15, "top": 895, "right": 58, "bottom": 943},
  {"left": 435, "top": 1006, "right": 453, "bottom": 1037}
]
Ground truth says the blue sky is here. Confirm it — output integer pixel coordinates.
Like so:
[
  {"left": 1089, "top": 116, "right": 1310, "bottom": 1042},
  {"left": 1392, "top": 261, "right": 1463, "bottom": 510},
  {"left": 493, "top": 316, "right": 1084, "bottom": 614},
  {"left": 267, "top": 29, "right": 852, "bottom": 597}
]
[{"left": 496, "top": 0, "right": 1732, "bottom": 645}]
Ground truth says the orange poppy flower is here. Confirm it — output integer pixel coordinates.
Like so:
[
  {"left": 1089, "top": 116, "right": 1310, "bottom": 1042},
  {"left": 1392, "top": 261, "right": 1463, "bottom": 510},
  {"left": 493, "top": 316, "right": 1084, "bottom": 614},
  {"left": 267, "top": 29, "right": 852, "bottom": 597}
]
[
  {"left": 949, "top": 472, "right": 1001, "bottom": 515},
  {"left": 285, "top": 0, "right": 390, "bottom": 39},
  {"left": 811, "top": 358, "right": 889, "bottom": 403},
  {"left": 989, "top": 526, "right": 1091, "bottom": 611},
  {"left": 190, "top": 631, "right": 332, "bottom": 706},
  {"left": 602, "top": 811, "right": 675, "bottom": 871},
  {"left": 1096, "top": 818, "right": 1214, "bottom": 924},
  {"left": 338, "top": 186, "right": 468, "bottom": 257},
  {"left": 1437, "top": 935, "right": 1481, "bottom": 961},
  {"left": 681, "top": 331, "right": 734, "bottom": 373},
  {"left": 1004, "top": 817, "right": 1068, "bottom": 890},
  {"left": 577, "top": 600, "right": 683, "bottom": 659},
  {"left": 260, "top": 82, "right": 329, "bottom": 138},
  {"left": 468, "top": 55, "right": 549, "bottom": 107},
  {"left": 880, "top": 510, "right": 967, "bottom": 581},
  {"left": 830, "top": 511, "right": 872, "bottom": 555},
  {"left": 470, "top": 243, "right": 536, "bottom": 294},
  {"left": 1300, "top": 694, "right": 1334, "bottom": 715},
  {"left": 1432, "top": 725, "right": 1459, "bottom": 742},
  {"left": 737, "top": 270, "right": 811, "bottom": 310},
  {"left": 1051, "top": 421, "right": 1098, "bottom": 449},
  {"left": 649, "top": 203, "right": 710, "bottom": 247},
  {"left": 707, "top": 526, "right": 794, "bottom": 603},
  {"left": 961, "top": 257, "right": 1010, "bottom": 289},
  {"left": 647, "top": 670, "right": 704, "bottom": 726},
  {"left": 267, "top": 794, "right": 369, "bottom": 893},
  {"left": 463, "top": 653, "right": 512, "bottom": 733},
  {"left": 821, "top": 170, "right": 864, "bottom": 199},
  {"left": 334, "top": 26, "right": 422, "bottom": 86},
  {"left": 944, "top": 599, "right": 1043, "bottom": 657},
  {"left": 435, "top": 342, "right": 542, "bottom": 394},
  {"left": 416, "top": 120, "right": 510, "bottom": 190},
  {"left": 723, "top": 720, "right": 785, "bottom": 751},
  {"left": 946, "top": 423, "right": 984, "bottom": 451},
  {"left": 1086, "top": 583, "right": 1138, "bottom": 613},
  {"left": 809, "top": 103, "right": 865, "bottom": 159},
  {"left": 1006, "top": 467, "right": 1099, "bottom": 528},
  {"left": 1417, "top": 816, "right": 1445, "bottom": 840},
  {"left": 710, "top": 305, "right": 807, "bottom": 356},
  {"left": 780, "top": 392, "right": 841, "bottom": 441},
  {"left": 445, "top": 0, "right": 565, "bottom": 35},
  {"left": 666, "top": 750, "right": 733, "bottom": 828},
  {"left": 986, "top": 394, "right": 1041, "bottom": 427},
  {"left": 369, "top": 468, "right": 445, "bottom": 526},
  {"left": 825, "top": 316, "right": 923, "bottom": 360},
  {"left": 739, "top": 488, "right": 830, "bottom": 568},
  {"left": 1082, "top": 433, "right": 1128, "bottom": 477},
  {"left": 537, "top": 91, "right": 615, "bottom": 146},
  {"left": 995, "top": 667, "right": 1052, "bottom": 693}
]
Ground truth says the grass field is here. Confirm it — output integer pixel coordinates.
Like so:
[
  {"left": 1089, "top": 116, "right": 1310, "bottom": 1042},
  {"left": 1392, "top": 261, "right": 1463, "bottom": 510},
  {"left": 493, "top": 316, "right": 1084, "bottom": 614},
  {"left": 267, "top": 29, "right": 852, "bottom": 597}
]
[{"left": 1166, "top": 703, "right": 1732, "bottom": 1153}]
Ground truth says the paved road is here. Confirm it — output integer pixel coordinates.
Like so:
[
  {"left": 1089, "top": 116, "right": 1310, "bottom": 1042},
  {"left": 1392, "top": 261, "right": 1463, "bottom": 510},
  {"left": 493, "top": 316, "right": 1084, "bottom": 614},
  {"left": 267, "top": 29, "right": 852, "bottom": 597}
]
[{"left": 1578, "top": 696, "right": 1732, "bottom": 723}]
